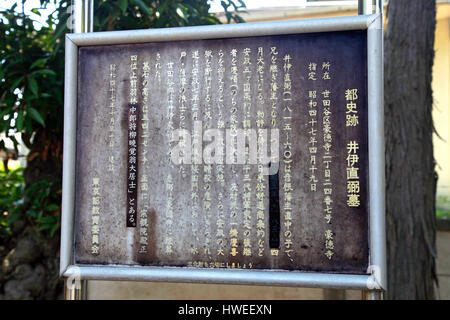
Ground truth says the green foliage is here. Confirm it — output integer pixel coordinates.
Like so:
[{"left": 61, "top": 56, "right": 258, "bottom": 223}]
[
  {"left": 220, "top": 0, "right": 246, "bottom": 23},
  {"left": 93, "top": 0, "right": 246, "bottom": 31},
  {"left": 23, "top": 179, "right": 61, "bottom": 236},
  {"left": 0, "top": 167, "right": 61, "bottom": 237},
  {"left": 0, "top": 167, "right": 24, "bottom": 236},
  {"left": 0, "top": 1, "right": 67, "bottom": 153},
  {"left": 436, "top": 195, "right": 450, "bottom": 219},
  {"left": 0, "top": 0, "right": 246, "bottom": 148}
]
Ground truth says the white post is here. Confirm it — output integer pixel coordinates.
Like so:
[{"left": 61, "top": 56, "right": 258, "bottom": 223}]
[
  {"left": 359, "top": 0, "right": 385, "bottom": 301},
  {"left": 64, "top": 0, "right": 93, "bottom": 299},
  {"left": 73, "top": 0, "right": 93, "bottom": 33}
]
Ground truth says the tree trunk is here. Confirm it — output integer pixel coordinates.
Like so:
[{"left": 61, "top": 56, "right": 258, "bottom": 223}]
[
  {"left": 23, "top": 128, "right": 63, "bottom": 187},
  {"left": 0, "top": 127, "right": 63, "bottom": 300},
  {"left": 384, "top": 0, "right": 438, "bottom": 299}
]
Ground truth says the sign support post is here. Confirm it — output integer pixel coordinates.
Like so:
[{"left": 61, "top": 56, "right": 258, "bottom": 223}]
[
  {"left": 64, "top": 0, "right": 93, "bottom": 300},
  {"left": 359, "top": 0, "right": 385, "bottom": 301}
]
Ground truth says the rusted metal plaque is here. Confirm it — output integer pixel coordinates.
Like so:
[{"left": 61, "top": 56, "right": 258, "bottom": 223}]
[{"left": 74, "top": 30, "right": 369, "bottom": 274}]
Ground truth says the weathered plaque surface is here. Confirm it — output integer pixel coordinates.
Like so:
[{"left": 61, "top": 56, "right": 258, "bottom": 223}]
[{"left": 74, "top": 30, "right": 368, "bottom": 274}]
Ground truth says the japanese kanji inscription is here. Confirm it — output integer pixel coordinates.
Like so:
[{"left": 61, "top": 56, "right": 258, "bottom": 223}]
[{"left": 74, "top": 30, "right": 369, "bottom": 274}]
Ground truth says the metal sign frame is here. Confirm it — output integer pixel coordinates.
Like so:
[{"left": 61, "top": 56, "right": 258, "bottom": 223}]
[{"left": 61, "top": 13, "right": 386, "bottom": 292}]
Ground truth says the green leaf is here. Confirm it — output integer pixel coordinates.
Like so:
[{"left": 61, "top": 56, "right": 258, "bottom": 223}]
[
  {"left": 28, "top": 77, "right": 38, "bottom": 96},
  {"left": 10, "top": 76, "right": 24, "bottom": 92},
  {"left": 118, "top": 0, "right": 128, "bottom": 14},
  {"left": 51, "top": 22, "right": 66, "bottom": 45},
  {"left": 50, "top": 222, "right": 60, "bottom": 236},
  {"left": 131, "top": 0, "right": 151, "bottom": 16},
  {"left": 31, "top": 8, "right": 41, "bottom": 16},
  {"left": 176, "top": 5, "right": 189, "bottom": 23},
  {"left": 37, "top": 216, "right": 55, "bottom": 224},
  {"left": 16, "top": 110, "right": 24, "bottom": 132},
  {"left": 0, "top": 106, "right": 12, "bottom": 119},
  {"left": 237, "top": 0, "right": 247, "bottom": 8},
  {"left": 30, "top": 58, "right": 47, "bottom": 70},
  {"left": 8, "top": 135, "right": 19, "bottom": 153},
  {"left": 31, "top": 69, "right": 56, "bottom": 77},
  {"left": 221, "top": 1, "right": 229, "bottom": 10},
  {"left": 27, "top": 209, "right": 38, "bottom": 218},
  {"left": 27, "top": 107, "right": 45, "bottom": 127},
  {"left": 38, "top": 224, "right": 52, "bottom": 231},
  {"left": 45, "top": 204, "right": 59, "bottom": 211}
]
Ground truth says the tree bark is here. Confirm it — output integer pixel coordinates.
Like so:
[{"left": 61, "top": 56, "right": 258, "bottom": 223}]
[
  {"left": 0, "top": 127, "right": 64, "bottom": 300},
  {"left": 23, "top": 127, "right": 63, "bottom": 187},
  {"left": 384, "top": 0, "right": 438, "bottom": 299}
]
